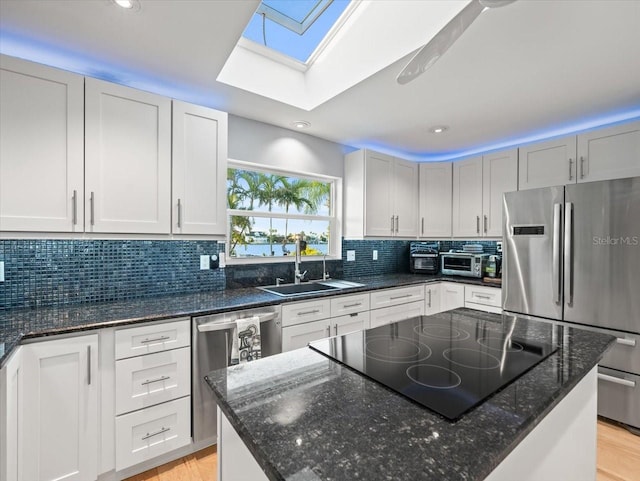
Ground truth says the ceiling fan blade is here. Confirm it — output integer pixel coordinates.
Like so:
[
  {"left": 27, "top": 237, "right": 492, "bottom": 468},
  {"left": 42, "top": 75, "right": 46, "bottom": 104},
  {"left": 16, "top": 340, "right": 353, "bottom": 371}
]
[{"left": 396, "top": 0, "right": 486, "bottom": 85}]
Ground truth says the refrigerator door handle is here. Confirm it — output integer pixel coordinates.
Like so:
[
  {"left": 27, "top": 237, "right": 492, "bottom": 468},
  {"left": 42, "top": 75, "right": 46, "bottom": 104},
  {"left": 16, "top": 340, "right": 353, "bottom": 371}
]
[
  {"left": 552, "top": 203, "right": 562, "bottom": 305},
  {"left": 564, "top": 202, "right": 574, "bottom": 307}
]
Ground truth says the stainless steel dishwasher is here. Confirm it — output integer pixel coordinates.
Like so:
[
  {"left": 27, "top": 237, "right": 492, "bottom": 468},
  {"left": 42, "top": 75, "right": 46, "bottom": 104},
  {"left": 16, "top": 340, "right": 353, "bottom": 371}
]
[{"left": 192, "top": 305, "right": 282, "bottom": 447}]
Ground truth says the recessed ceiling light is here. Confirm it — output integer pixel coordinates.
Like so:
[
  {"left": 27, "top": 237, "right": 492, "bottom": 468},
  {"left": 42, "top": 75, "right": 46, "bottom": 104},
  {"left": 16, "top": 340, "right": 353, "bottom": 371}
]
[
  {"left": 292, "top": 121, "right": 311, "bottom": 129},
  {"left": 429, "top": 125, "right": 449, "bottom": 134},
  {"left": 112, "top": 0, "right": 140, "bottom": 11}
]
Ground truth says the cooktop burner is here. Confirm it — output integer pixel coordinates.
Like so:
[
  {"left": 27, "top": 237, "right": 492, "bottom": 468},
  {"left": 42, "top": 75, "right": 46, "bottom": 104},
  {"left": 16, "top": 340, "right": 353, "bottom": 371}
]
[{"left": 309, "top": 315, "right": 557, "bottom": 420}]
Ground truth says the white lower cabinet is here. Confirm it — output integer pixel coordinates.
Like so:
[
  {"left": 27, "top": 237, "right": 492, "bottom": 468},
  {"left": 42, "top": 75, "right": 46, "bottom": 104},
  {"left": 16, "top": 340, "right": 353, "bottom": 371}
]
[
  {"left": 440, "top": 282, "right": 466, "bottom": 312},
  {"left": 369, "top": 301, "right": 425, "bottom": 329},
  {"left": 20, "top": 334, "right": 99, "bottom": 481},
  {"left": 424, "top": 283, "right": 441, "bottom": 315},
  {"left": 282, "top": 319, "right": 331, "bottom": 352},
  {"left": 115, "top": 396, "right": 191, "bottom": 471},
  {"left": 464, "top": 285, "right": 502, "bottom": 313},
  {"left": 333, "top": 311, "right": 370, "bottom": 336},
  {"left": 1, "top": 347, "right": 21, "bottom": 481}
]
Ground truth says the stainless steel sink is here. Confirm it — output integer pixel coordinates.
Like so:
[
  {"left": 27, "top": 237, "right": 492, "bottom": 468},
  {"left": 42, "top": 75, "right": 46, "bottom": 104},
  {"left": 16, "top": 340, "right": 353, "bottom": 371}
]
[{"left": 259, "top": 279, "right": 365, "bottom": 297}]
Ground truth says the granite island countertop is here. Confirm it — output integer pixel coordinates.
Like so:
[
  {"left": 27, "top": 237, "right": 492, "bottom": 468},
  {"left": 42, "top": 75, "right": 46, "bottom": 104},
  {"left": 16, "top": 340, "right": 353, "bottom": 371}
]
[
  {"left": 205, "top": 308, "right": 615, "bottom": 481},
  {"left": 0, "top": 273, "right": 493, "bottom": 366}
]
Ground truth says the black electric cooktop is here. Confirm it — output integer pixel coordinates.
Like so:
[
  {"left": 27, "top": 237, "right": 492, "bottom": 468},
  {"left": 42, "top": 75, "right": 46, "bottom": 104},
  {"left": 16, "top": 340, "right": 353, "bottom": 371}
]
[{"left": 309, "top": 314, "right": 557, "bottom": 420}]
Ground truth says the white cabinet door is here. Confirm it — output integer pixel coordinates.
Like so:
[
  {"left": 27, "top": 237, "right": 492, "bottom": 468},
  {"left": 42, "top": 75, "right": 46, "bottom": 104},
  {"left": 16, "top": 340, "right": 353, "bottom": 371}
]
[
  {"left": 21, "top": 335, "right": 98, "bottom": 481},
  {"left": 1, "top": 347, "right": 21, "bottom": 481},
  {"left": 419, "top": 162, "right": 452, "bottom": 237},
  {"left": 440, "top": 282, "right": 465, "bottom": 312},
  {"left": 452, "top": 156, "right": 483, "bottom": 237},
  {"left": 364, "top": 151, "right": 395, "bottom": 237},
  {"left": 282, "top": 319, "right": 330, "bottom": 352},
  {"left": 424, "top": 283, "right": 442, "bottom": 316},
  {"left": 0, "top": 55, "right": 84, "bottom": 232},
  {"left": 172, "top": 101, "right": 228, "bottom": 235},
  {"left": 369, "top": 301, "right": 425, "bottom": 329},
  {"left": 518, "top": 136, "right": 577, "bottom": 190},
  {"left": 577, "top": 120, "right": 640, "bottom": 183},
  {"left": 482, "top": 149, "right": 518, "bottom": 237},
  {"left": 333, "top": 311, "right": 370, "bottom": 336},
  {"left": 394, "top": 158, "right": 419, "bottom": 237},
  {"left": 85, "top": 78, "right": 171, "bottom": 233}
]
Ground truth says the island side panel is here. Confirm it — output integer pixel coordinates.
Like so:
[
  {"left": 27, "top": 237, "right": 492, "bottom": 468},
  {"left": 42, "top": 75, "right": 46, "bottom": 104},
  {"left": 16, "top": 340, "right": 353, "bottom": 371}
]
[
  {"left": 485, "top": 366, "right": 598, "bottom": 481},
  {"left": 217, "top": 408, "right": 270, "bottom": 481}
]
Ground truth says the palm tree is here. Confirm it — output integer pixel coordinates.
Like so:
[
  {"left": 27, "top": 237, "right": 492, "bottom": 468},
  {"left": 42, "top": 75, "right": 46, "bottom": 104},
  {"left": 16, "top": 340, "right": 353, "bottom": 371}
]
[
  {"left": 302, "top": 181, "right": 331, "bottom": 215},
  {"left": 279, "top": 178, "right": 313, "bottom": 241},
  {"left": 254, "top": 173, "right": 287, "bottom": 256}
]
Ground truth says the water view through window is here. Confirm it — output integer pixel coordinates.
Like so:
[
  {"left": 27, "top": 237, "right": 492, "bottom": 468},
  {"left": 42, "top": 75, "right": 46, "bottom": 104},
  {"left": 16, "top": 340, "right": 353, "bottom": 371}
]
[{"left": 227, "top": 167, "right": 333, "bottom": 259}]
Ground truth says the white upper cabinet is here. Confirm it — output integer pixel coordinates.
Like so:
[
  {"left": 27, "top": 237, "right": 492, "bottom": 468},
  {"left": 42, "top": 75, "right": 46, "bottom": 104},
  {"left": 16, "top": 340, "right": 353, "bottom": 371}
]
[
  {"left": 452, "top": 156, "right": 483, "bottom": 237},
  {"left": 518, "top": 136, "right": 577, "bottom": 190},
  {"left": 577, "top": 120, "right": 640, "bottom": 183},
  {"left": 0, "top": 55, "right": 84, "bottom": 232},
  {"left": 344, "top": 149, "right": 418, "bottom": 238},
  {"left": 453, "top": 150, "right": 517, "bottom": 238},
  {"left": 172, "top": 101, "right": 228, "bottom": 235},
  {"left": 418, "top": 162, "right": 452, "bottom": 237},
  {"left": 85, "top": 78, "right": 171, "bottom": 234},
  {"left": 482, "top": 149, "right": 518, "bottom": 237}
]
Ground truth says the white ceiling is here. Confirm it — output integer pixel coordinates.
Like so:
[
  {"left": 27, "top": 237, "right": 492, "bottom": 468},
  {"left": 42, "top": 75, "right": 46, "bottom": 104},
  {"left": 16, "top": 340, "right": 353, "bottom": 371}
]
[{"left": 1, "top": 0, "right": 639, "bottom": 161}]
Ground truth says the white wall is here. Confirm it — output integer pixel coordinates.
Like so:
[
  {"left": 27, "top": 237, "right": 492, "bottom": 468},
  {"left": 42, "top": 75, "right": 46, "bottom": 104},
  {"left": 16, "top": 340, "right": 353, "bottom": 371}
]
[{"left": 228, "top": 115, "right": 354, "bottom": 178}]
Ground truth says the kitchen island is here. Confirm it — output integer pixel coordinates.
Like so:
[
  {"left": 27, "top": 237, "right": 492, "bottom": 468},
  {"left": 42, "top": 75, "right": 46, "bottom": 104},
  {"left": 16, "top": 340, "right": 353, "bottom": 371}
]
[{"left": 205, "top": 308, "right": 615, "bottom": 481}]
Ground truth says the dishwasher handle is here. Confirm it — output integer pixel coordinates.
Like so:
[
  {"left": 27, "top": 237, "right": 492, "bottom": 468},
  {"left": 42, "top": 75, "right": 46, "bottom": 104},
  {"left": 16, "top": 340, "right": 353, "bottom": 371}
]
[{"left": 197, "top": 312, "right": 278, "bottom": 332}]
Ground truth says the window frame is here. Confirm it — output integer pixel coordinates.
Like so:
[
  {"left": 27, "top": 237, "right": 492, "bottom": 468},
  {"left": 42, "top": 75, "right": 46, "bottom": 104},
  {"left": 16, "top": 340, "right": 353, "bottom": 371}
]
[{"left": 226, "top": 159, "right": 342, "bottom": 265}]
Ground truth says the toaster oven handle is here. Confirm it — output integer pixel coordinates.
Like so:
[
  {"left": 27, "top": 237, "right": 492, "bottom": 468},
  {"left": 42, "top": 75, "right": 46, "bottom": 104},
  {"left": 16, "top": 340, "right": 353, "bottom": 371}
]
[{"left": 552, "top": 203, "right": 562, "bottom": 305}]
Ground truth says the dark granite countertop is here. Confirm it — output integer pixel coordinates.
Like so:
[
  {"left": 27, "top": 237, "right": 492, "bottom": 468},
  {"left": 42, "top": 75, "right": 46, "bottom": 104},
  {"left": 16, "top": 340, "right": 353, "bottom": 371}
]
[
  {"left": 0, "top": 274, "right": 497, "bottom": 366},
  {"left": 205, "top": 308, "right": 615, "bottom": 481}
]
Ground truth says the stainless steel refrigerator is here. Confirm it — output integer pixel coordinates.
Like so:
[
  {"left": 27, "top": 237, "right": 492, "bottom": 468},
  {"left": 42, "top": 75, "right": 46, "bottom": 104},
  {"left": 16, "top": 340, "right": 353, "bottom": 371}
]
[{"left": 503, "top": 176, "right": 640, "bottom": 432}]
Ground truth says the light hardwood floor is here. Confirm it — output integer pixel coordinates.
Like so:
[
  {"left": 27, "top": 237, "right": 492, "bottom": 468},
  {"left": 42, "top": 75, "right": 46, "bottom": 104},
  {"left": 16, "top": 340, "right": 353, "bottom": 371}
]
[{"left": 127, "top": 419, "right": 639, "bottom": 481}]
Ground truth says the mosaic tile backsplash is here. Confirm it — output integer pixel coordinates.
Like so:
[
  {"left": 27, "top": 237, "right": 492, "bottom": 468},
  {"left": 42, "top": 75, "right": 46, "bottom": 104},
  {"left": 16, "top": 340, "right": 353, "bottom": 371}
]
[
  {"left": 0, "top": 240, "right": 224, "bottom": 310},
  {"left": 0, "top": 238, "right": 498, "bottom": 310}
]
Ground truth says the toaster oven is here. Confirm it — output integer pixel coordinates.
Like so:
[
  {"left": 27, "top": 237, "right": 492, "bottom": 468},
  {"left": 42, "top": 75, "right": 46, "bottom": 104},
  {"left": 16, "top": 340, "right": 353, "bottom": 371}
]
[
  {"left": 409, "top": 243, "right": 439, "bottom": 274},
  {"left": 440, "top": 252, "right": 489, "bottom": 278}
]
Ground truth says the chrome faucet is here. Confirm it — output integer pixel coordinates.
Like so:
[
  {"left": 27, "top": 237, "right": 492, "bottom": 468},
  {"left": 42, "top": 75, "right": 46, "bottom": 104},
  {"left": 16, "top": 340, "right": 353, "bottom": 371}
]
[
  {"left": 294, "top": 236, "right": 307, "bottom": 284},
  {"left": 322, "top": 254, "right": 330, "bottom": 280}
]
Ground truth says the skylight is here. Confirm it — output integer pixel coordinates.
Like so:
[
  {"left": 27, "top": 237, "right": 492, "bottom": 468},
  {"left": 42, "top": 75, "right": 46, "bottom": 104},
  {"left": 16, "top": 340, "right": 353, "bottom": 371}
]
[{"left": 242, "top": 0, "right": 351, "bottom": 63}]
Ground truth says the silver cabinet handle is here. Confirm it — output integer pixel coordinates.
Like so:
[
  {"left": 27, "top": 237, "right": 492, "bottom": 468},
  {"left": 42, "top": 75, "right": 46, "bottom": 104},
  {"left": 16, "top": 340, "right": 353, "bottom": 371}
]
[
  {"left": 476, "top": 216, "right": 480, "bottom": 234},
  {"left": 616, "top": 337, "right": 637, "bottom": 347},
  {"left": 483, "top": 215, "right": 488, "bottom": 234},
  {"left": 87, "top": 345, "right": 91, "bottom": 385},
  {"left": 334, "top": 324, "right": 338, "bottom": 335},
  {"left": 343, "top": 302, "right": 362, "bottom": 308},
  {"left": 580, "top": 156, "right": 585, "bottom": 179},
  {"left": 475, "top": 294, "right": 492, "bottom": 300},
  {"left": 142, "top": 427, "right": 171, "bottom": 441},
  {"left": 177, "top": 198, "right": 182, "bottom": 228},
  {"left": 140, "top": 335, "right": 170, "bottom": 344},
  {"left": 568, "top": 158, "right": 573, "bottom": 180},
  {"left": 428, "top": 289, "right": 432, "bottom": 308},
  {"left": 552, "top": 203, "right": 562, "bottom": 305},
  {"left": 564, "top": 202, "right": 574, "bottom": 307},
  {"left": 141, "top": 375, "right": 171, "bottom": 386},
  {"left": 390, "top": 294, "right": 412, "bottom": 300},
  {"left": 297, "top": 309, "right": 320, "bottom": 316},
  {"left": 90, "top": 191, "right": 95, "bottom": 226},
  {"left": 72, "top": 190, "right": 78, "bottom": 225},
  {"left": 598, "top": 373, "right": 636, "bottom": 388},
  {"left": 326, "top": 325, "right": 331, "bottom": 336},
  {"left": 391, "top": 216, "right": 394, "bottom": 233},
  {"left": 421, "top": 217, "right": 425, "bottom": 235}
]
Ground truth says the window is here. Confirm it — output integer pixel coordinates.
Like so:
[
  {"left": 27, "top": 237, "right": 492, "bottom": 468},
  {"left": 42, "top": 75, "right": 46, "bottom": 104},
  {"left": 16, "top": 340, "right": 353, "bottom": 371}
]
[{"left": 227, "top": 162, "right": 339, "bottom": 262}]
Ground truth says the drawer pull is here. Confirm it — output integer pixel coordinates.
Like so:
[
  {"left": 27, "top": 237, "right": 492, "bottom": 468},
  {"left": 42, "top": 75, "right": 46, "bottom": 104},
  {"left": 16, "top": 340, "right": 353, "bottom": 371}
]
[
  {"left": 140, "top": 335, "right": 171, "bottom": 344},
  {"left": 343, "top": 302, "right": 362, "bottom": 308},
  {"left": 598, "top": 373, "right": 636, "bottom": 388},
  {"left": 390, "top": 294, "right": 412, "bottom": 300},
  {"left": 475, "top": 294, "right": 492, "bottom": 300},
  {"left": 616, "top": 337, "right": 636, "bottom": 347},
  {"left": 141, "top": 375, "right": 171, "bottom": 386},
  {"left": 297, "top": 309, "right": 320, "bottom": 316},
  {"left": 142, "top": 426, "right": 171, "bottom": 441}
]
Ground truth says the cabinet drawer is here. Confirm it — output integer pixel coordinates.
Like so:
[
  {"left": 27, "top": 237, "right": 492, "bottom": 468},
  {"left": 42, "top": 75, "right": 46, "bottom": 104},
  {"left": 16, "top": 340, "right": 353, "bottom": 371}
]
[
  {"left": 115, "top": 347, "right": 190, "bottom": 415},
  {"left": 115, "top": 318, "right": 190, "bottom": 360},
  {"left": 282, "top": 320, "right": 330, "bottom": 352},
  {"left": 330, "top": 293, "right": 370, "bottom": 317},
  {"left": 464, "top": 285, "right": 502, "bottom": 308},
  {"left": 370, "top": 301, "right": 425, "bottom": 329},
  {"left": 370, "top": 285, "right": 425, "bottom": 310},
  {"left": 115, "top": 396, "right": 191, "bottom": 471},
  {"left": 282, "top": 298, "right": 331, "bottom": 327}
]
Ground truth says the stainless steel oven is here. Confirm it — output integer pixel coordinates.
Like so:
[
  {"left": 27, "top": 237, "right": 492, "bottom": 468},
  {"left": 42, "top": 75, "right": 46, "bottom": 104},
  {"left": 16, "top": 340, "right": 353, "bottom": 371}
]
[
  {"left": 441, "top": 252, "right": 488, "bottom": 278},
  {"left": 410, "top": 242, "right": 439, "bottom": 274},
  {"left": 192, "top": 306, "right": 282, "bottom": 447}
]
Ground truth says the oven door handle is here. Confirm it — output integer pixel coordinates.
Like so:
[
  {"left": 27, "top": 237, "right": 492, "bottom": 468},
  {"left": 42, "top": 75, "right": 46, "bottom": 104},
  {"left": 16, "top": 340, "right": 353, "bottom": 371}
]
[{"left": 197, "top": 312, "right": 277, "bottom": 332}]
